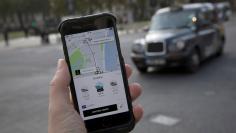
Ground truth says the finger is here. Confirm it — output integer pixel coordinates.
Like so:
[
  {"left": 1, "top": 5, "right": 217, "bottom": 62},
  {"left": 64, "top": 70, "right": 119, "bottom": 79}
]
[
  {"left": 133, "top": 104, "right": 144, "bottom": 123},
  {"left": 49, "top": 59, "right": 71, "bottom": 108},
  {"left": 129, "top": 83, "right": 142, "bottom": 101},
  {"left": 125, "top": 64, "right": 132, "bottom": 79}
]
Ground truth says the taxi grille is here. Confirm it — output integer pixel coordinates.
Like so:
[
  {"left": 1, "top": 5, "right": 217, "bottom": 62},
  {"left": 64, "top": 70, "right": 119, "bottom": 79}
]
[{"left": 147, "top": 42, "right": 164, "bottom": 53}]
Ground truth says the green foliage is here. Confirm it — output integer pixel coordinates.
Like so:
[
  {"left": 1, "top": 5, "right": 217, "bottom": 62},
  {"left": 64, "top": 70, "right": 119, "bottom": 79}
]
[
  {"left": 0, "top": 0, "right": 151, "bottom": 18},
  {"left": 50, "top": 0, "right": 67, "bottom": 16},
  {"left": 1, "top": 0, "right": 232, "bottom": 22},
  {"left": 0, "top": 0, "right": 50, "bottom": 17},
  {"left": 0, "top": 0, "right": 12, "bottom": 18}
]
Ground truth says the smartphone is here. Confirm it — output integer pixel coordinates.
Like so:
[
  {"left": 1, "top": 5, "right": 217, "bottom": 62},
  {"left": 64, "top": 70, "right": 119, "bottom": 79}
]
[{"left": 58, "top": 13, "right": 135, "bottom": 133}]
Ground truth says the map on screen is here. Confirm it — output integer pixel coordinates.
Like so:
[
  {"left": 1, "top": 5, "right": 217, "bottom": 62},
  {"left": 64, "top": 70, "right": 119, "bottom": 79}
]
[{"left": 66, "top": 28, "right": 120, "bottom": 77}]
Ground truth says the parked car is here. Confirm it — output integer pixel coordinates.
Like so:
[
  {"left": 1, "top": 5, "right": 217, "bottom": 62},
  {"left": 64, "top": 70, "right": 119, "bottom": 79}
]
[
  {"left": 215, "top": 2, "right": 232, "bottom": 22},
  {"left": 131, "top": 3, "right": 225, "bottom": 73}
]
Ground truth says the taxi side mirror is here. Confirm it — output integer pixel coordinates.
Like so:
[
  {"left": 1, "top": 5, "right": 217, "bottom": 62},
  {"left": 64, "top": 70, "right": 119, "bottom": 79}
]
[{"left": 194, "top": 20, "right": 201, "bottom": 32}]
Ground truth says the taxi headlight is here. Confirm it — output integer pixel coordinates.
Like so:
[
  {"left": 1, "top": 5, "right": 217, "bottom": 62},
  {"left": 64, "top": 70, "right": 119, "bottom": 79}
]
[
  {"left": 168, "top": 40, "right": 185, "bottom": 52},
  {"left": 132, "top": 43, "right": 145, "bottom": 54},
  {"left": 176, "top": 40, "right": 185, "bottom": 50}
]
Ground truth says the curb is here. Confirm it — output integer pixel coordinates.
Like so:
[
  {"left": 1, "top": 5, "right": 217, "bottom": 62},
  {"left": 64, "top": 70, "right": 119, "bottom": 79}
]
[{"left": 0, "top": 29, "right": 143, "bottom": 50}]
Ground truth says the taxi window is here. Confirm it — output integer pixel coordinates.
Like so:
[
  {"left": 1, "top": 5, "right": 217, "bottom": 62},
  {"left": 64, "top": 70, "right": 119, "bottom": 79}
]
[
  {"left": 198, "top": 11, "right": 212, "bottom": 26},
  {"left": 150, "top": 10, "right": 196, "bottom": 31}
]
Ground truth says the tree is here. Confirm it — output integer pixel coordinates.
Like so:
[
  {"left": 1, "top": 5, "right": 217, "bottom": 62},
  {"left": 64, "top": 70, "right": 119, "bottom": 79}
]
[
  {"left": 0, "top": 0, "right": 13, "bottom": 20},
  {"left": 0, "top": 0, "right": 51, "bottom": 29},
  {"left": 49, "top": 0, "right": 67, "bottom": 16}
]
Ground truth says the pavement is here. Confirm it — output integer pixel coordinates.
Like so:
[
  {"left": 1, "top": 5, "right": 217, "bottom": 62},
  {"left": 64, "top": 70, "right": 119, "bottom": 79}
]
[
  {"left": 0, "top": 16, "right": 236, "bottom": 133},
  {"left": 0, "top": 30, "right": 140, "bottom": 50},
  {"left": 0, "top": 34, "right": 60, "bottom": 49}
]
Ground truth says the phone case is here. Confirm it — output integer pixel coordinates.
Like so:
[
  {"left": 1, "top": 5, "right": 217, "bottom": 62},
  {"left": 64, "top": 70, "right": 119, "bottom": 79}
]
[{"left": 58, "top": 13, "right": 135, "bottom": 133}]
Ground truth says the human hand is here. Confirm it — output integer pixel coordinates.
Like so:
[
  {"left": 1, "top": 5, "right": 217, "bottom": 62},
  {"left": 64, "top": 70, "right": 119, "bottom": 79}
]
[{"left": 48, "top": 59, "right": 143, "bottom": 133}]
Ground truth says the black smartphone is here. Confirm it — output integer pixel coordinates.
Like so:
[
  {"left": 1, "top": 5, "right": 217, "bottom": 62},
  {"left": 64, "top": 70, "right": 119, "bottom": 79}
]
[{"left": 58, "top": 13, "right": 135, "bottom": 133}]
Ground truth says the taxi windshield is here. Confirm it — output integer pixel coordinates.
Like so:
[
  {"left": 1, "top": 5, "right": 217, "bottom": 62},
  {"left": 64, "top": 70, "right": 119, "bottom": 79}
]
[{"left": 150, "top": 10, "right": 196, "bottom": 31}]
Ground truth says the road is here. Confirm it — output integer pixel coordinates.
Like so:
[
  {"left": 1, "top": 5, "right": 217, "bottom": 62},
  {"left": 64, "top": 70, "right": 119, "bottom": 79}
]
[{"left": 0, "top": 16, "right": 236, "bottom": 133}]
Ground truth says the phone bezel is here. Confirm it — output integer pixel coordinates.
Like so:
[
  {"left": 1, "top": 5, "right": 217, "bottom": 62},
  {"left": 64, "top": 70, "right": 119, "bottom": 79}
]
[{"left": 58, "top": 13, "right": 135, "bottom": 133}]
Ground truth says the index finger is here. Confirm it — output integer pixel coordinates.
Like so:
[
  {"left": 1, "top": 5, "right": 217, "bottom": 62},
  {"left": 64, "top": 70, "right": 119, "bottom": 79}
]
[{"left": 125, "top": 64, "right": 132, "bottom": 79}]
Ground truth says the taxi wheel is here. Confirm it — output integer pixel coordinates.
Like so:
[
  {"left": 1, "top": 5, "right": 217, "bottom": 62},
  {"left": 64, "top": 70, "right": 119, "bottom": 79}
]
[
  {"left": 215, "top": 44, "right": 224, "bottom": 57},
  {"left": 216, "top": 36, "right": 225, "bottom": 57},
  {"left": 137, "top": 66, "right": 148, "bottom": 73},
  {"left": 187, "top": 50, "right": 200, "bottom": 73}
]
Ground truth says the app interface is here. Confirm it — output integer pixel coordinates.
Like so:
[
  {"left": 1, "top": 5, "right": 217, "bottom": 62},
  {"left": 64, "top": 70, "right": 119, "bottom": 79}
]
[{"left": 65, "top": 28, "right": 129, "bottom": 120}]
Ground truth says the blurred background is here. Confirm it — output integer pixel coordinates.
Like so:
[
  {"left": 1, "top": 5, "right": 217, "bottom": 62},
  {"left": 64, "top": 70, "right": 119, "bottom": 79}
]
[{"left": 0, "top": 0, "right": 235, "bottom": 133}]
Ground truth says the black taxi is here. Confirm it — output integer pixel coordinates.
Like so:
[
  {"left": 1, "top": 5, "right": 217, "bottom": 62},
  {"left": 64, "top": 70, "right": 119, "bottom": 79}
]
[{"left": 131, "top": 3, "right": 225, "bottom": 73}]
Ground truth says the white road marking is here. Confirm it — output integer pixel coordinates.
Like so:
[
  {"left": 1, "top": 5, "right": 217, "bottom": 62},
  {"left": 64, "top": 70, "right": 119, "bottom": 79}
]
[{"left": 150, "top": 115, "right": 180, "bottom": 126}]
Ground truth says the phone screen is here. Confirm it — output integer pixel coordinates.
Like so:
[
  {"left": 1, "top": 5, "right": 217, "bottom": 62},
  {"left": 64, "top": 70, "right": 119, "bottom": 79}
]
[{"left": 64, "top": 27, "right": 129, "bottom": 120}]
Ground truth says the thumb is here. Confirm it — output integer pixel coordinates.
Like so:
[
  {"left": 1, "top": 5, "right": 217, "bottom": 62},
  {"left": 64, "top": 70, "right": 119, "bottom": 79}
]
[{"left": 49, "top": 59, "right": 71, "bottom": 108}]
